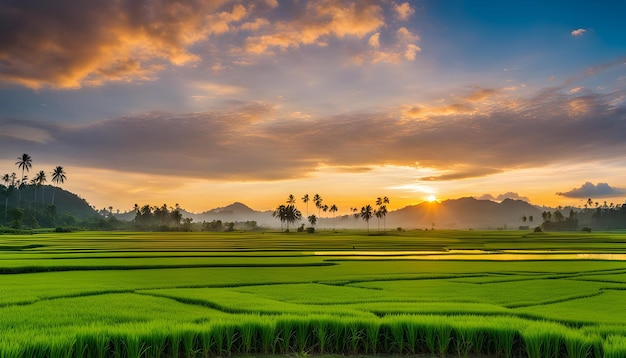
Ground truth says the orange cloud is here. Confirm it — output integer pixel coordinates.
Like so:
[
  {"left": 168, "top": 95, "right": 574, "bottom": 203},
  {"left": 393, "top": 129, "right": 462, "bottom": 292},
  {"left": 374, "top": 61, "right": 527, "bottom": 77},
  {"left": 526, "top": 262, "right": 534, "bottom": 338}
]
[
  {"left": 369, "top": 33, "right": 381, "bottom": 48},
  {"left": 403, "top": 87, "right": 505, "bottom": 119},
  {"left": 364, "top": 26, "right": 421, "bottom": 64},
  {"left": 243, "top": 0, "right": 385, "bottom": 54},
  {"left": 393, "top": 2, "right": 415, "bottom": 21},
  {"left": 0, "top": 0, "right": 230, "bottom": 89}
]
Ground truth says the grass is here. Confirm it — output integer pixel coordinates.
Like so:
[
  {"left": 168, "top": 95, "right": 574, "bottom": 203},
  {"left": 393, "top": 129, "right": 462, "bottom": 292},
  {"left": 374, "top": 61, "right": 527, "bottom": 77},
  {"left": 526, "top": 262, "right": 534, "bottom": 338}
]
[{"left": 0, "top": 230, "right": 625, "bottom": 356}]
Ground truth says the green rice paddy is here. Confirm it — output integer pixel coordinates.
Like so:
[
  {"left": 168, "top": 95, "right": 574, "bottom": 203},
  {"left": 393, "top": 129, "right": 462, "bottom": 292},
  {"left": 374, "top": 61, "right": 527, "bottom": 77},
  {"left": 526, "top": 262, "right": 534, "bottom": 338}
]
[{"left": 1, "top": 230, "right": 625, "bottom": 357}]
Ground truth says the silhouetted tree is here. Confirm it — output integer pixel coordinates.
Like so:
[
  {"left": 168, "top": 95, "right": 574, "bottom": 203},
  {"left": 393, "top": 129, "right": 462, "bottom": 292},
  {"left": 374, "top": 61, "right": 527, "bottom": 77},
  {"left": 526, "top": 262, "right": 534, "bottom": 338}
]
[
  {"left": 302, "top": 194, "right": 309, "bottom": 218},
  {"left": 15, "top": 153, "right": 32, "bottom": 206},
  {"left": 360, "top": 204, "right": 373, "bottom": 233},
  {"left": 329, "top": 204, "right": 338, "bottom": 229},
  {"left": 273, "top": 204, "right": 302, "bottom": 232},
  {"left": 51, "top": 166, "right": 67, "bottom": 205},
  {"left": 33, "top": 171, "right": 49, "bottom": 203},
  {"left": 313, "top": 194, "right": 323, "bottom": 218},
  {"left": 378, "top": 205, "right": 388, "bottom": 232}
]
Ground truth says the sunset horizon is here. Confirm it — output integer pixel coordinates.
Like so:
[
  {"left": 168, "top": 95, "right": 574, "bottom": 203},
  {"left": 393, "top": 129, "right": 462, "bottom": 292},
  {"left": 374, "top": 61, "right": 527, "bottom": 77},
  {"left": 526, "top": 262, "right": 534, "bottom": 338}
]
[{"left": 2, "top": 0, "right": 625, "bottom": 214}]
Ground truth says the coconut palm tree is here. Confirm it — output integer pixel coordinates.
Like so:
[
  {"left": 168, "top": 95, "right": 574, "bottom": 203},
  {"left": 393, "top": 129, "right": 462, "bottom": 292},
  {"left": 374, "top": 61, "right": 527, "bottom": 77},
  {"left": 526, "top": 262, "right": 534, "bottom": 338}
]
[
  {"left": 273, "top": 204, "right": 301, "bottom": 232},
  {"left": 2, "top": 174, "right": 10, "bottom": 223},
  {"left": 378, "top": 205, "right": 388, "bottom": 232},
  {"left": 34, "top": 170, "right": 47, "bottom": 203},
  {"left": 375, "top": 209, "right": 383, "bottom": 232},
  {"left": 287, "top": 194, "right": 296, "bottom": 205},
  {"left": 329, "top": 204, "right": 338, "bottom": 229},
  {"left": 375, "top": 196, "right": 390, "bottom": 232},
  {"left": 360, "top": 205, "right": 373, "bottom": 234},
  {"left": 308, "top": 214, "right": 317, "bottom": 227},
  {"left": 273, "top": 204, "right": 286, "bottom": 231},
  {"left": 284, "top": 204, "right": 302, "bottom": 231},
  {"left": 51, "top": 166, "right": 67, "bottom": 205},
  {"left": 15, "top": 153, "right": 32, "bottom": 206},
  {"left": 313, "top": 194, "right": 323, "bottom": 218},
  {"left": 301, "top": 194, "right": 309, "bottom": 218}
]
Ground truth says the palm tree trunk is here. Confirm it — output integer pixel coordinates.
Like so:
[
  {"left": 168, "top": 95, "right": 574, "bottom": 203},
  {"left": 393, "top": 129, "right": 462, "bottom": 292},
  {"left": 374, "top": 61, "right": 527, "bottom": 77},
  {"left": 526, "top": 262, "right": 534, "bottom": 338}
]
[{"left": 52, "top": 187, "right": 56, "bottom": 205}]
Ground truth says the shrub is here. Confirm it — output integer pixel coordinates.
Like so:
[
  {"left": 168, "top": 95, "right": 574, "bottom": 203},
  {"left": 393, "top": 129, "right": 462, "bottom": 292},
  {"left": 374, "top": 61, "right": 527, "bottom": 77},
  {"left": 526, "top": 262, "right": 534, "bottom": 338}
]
[
  {"left": 306, "top": 227, "right": 315, "bottom": 233},
  {"left": 533, "top": 226, "right": 542, "bottom": 233},
  {"left": 581, "top": 227, "right": 592, "bottom": 233},
  {"left": 55, "top": 226, "right": 81, "bottom": 233}
]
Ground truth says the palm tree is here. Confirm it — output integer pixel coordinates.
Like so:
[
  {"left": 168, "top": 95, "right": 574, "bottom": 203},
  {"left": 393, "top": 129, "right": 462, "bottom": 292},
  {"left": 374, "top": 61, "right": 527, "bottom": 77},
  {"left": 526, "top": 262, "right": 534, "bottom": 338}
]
[
  {"left": 375, "top": 196, "right": 390, "bottom": 232},
  {"left": 284, "top": 204, "right": 302, "bottom": 231},
  {"left": 378, "top": 205, "right": 389, "bottom": 232},
  {"left": 308, "top": 214, "right": 317, "bottom": 227},
  {"left": 301, "top": 194, "right": 310, "bottom": 218},
  {"left": 375, "top": 209, "right": 383, "bottom": 232},
  {"left": 30, "top": 177, "right": 38, "bottom": 203},
  {"left": 273, "top": 204, "right": 286, "bottom": 231},
  {"left": 287, "top": 194, "right": 296, "bottom": 204},
  {"left": 51, "top": 166, "right": 67, "bottom": 205},
  {"left": 15, "top": 153, "right": 32, "bottom": 206},
  {"left": 2, "top": 173, "right": 10, "bottom": 221},
  {"left": 360, "top": 205, "right": 373, "bottom": 234},
  {"left": 273, "top": 204, "right": 302, "bottom": 232},
  {"left": 35, "top": 170, "right": 47, "bottom": 203},
  {"left": 329, "top": 204, "right": 338, "bottom": 229},
  {"left": 313, "top": 194, "right": 323, "bottom": 218}
]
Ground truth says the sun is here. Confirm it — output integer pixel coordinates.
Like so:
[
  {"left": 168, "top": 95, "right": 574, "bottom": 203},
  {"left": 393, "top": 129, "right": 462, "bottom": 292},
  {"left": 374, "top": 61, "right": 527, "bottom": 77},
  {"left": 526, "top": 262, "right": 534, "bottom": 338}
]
[{"left": 427, "top": 195, "right": 437, "bottom": 202}]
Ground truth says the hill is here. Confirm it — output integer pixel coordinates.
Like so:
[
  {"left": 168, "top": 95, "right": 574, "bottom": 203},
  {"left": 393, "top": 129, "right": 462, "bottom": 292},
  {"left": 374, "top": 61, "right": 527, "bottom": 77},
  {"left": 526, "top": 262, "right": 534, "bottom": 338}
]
[
  {"left": 187, "top": 202, "right": 274, "bottom": 224},
  {"left": 1, "top": 184, "right": 99, "bottom": 228},
  {"left": 388, "top": 197, "right": 543, "bottom": 229}
]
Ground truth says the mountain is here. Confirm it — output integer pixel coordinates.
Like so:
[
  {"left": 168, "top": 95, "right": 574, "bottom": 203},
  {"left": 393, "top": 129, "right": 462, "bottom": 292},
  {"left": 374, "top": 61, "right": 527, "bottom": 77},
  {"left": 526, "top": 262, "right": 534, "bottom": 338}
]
[
  {"left": 388, "top": 197, "right": 543, "bottom": 229},
  {"left": 184, "top": 202, "right": 275, "bottom": 225},
  {"left": 201, "top": 202, "right": 257, "bottom": 215}
]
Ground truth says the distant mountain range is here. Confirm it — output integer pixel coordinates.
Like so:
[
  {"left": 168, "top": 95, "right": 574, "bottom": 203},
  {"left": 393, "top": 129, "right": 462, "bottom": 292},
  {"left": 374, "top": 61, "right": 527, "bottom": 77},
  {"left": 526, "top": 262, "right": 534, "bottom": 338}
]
[
  {"left": 113, "top": 197, "right": 545, "bottom": 229},
  {"left": 387, "top": 197, "right": 543, "bottom": 229}
]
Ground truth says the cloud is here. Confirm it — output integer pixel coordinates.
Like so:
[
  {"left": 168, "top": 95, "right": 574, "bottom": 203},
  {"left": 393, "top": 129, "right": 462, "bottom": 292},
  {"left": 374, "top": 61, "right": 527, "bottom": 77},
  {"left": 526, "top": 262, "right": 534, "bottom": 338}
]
[
  {"left": 193, "top": 82, "right": 247, "bottom": 97},
  {"left": 2, "top": 80, "right": 625, "bottom": 182},
  {"left": 403, "top": 86, "right": 506, "bottom": 119},
  {"left": 1, "top": 0, "right": 421, "bottom": 89},
  {"left": 368, "top": 33, "right": 381, "bottom": 48},
  {"left": 419, "top": 167, "right": 502, "bottom": 181},
  {"left": 571, "top": 28, "right": 587, "bottom": 36},
  {"left": 243, "top": 0, "right": 385, "bottom": 54},
  {"left": 556, "top": 182, "right": 626, "bottom": 198},
  {"left": 0, "top": 0, "right": 232, "bottom": 89},
  {"left": 393, "top": 2, "right": 415, "bottom": 21},
  {"left": 404, "top": 44, "right": 422, "bottom": 61}
]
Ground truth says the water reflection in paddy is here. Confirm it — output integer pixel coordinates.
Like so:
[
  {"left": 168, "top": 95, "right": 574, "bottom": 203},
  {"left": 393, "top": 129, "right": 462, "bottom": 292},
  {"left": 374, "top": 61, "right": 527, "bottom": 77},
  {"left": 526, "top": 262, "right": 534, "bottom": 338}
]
[{"left": 313, "top": 250, "right": 626, "bottom": 261}]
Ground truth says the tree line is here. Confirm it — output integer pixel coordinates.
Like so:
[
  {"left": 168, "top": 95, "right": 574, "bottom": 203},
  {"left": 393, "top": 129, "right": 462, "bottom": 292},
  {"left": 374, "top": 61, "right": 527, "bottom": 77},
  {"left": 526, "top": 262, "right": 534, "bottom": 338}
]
[
  {"left": 534, "top": 197, "right": 626, "bottom": 231},
  {"left": 272, "top": 194, "right": 390, "bottom": 233}
]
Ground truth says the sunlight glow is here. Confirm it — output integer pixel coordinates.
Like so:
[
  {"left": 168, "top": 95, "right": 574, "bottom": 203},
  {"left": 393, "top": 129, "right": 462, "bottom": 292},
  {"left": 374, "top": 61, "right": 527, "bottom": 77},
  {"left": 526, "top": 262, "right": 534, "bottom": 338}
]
[{"left": 427, "top": 195, "right": 437, "bottom": 202}]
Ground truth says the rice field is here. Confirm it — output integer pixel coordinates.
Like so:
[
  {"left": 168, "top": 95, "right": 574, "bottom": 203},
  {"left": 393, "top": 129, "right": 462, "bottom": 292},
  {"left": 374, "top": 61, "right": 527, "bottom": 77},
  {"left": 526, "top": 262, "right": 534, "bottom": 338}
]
[{"left": 1, "top": 230, "right": 626, "bottom": 357}]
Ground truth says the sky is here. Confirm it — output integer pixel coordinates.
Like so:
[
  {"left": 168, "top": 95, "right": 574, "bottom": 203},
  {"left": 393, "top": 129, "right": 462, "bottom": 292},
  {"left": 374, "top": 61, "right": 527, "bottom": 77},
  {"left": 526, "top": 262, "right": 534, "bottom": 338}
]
[{"left": 1, "top": 0, "right": 626, "bottom": 213}]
